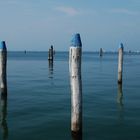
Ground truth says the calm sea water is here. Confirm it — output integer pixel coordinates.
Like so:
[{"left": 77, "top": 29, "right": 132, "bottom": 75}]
[{"left": 0, "top": 51, "right": 140, "bottom": 140}]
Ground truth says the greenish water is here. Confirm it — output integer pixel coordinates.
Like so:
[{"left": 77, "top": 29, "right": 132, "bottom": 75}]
[{"left": 0, "top": 52, "right": 140, "bottom": 140}]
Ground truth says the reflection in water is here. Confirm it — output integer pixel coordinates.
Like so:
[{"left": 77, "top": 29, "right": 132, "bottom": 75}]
[
  {"left": 0, "top": 89, "right": 8, "bottom": 140},
  {"left": 48, "top": 60, "right": 53, "bottom": 79},
  {"left": 99, "top": 55, "right": 103, "bottom": 74},
  {"left": 117, "top": 84, "right": 124, "bottom": 124},
  {"left": 117, "top": 84, "right": 123, "bottom": 105},
  {"left": 71, "top": 131, "right": 82, "bottom": 140}
]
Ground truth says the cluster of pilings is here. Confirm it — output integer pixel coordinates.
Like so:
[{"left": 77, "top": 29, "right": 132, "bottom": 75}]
[{"left": 0, "top": 35, "right": 124, "bottom": 139}]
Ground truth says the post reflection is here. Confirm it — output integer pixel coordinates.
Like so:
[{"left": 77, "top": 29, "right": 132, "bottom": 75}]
[
  {"left": 0, "top": 89, "right": 8, "bottom": 140},
  {"left": 48, "top": 60, "right": 53, "bottom": 79},
  {"left": 117, "top": 84, "right": 123, "bottom": 105},
  {"left": 71, "top": 131, "right": 82, "bottom": 140},
  {"left": 117, "top": 83, "right": 124, "bottom": 124}
]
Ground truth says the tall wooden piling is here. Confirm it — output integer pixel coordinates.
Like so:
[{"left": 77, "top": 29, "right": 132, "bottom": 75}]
[
  {"left": 0, "top": 41, "right": 7, "bottom": 95},
  {"left": 118, "top": 43, "right": 124, "bottom": 84},
  {"left": 69, "top": 33, "right": 82, "bottom": 133},
  {"left": 48, "top": 45, "right": 54, "bottom": 61}
]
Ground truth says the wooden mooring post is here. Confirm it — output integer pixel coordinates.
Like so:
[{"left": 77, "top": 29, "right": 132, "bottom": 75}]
[
  {"left": 99, "top": 48, "right": 103, "bottom": 57},
  {"left": 48, "top": 45, "right": 54, "bottom": 61},
  {"left": 118, "top": 43, "right": 124, "bottom": 84},
  {"left": 69, "top": 33, "right": 82, "bottom": 134},
  {"left": 0, "top": 41, "right": 7, "bottom": 95}
]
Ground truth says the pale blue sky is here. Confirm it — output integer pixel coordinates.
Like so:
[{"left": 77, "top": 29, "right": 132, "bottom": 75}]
[{"left": 0, "top": 0, "right": 140, "bottom": 51}]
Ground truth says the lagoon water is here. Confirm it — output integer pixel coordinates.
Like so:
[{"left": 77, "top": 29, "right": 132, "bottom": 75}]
[{"left": 0, "top": 52, "right": 140, "bottom": 140}]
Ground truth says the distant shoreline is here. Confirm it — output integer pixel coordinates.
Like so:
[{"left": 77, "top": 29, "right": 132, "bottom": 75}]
[{"left": 7, "top": 51, "right": 140, "bottom": 54}]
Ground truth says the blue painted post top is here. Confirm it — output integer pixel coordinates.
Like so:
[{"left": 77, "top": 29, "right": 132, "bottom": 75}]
[
  {"left": 119, "top": 43, "right": 124, "bottom": 50},
  {"left": 0, "top": 41, "right": 6, "bottom": 49},
  {"left": 70, "top": 33, "right": 82, "bottom": 47}
]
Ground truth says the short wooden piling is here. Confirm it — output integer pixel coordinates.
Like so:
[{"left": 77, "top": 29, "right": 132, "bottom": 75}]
[
  {"left": 118, "top": 43, "right": 124, "bottom": 84},
  {"left": 48, "top": 45, "right": 54, "bottom": 61},
  {"left": 0, "top": 41, "right": 7, "bottom": 94},
  {"left": 69, "top": 33, "right": 82, "bottom": 133},
  {"left": 99, "top": 48, "right": 103, "bottom": 57}
]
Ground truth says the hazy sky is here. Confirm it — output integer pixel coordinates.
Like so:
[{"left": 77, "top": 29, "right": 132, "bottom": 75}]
[{"left": 0, "top": 0, "right": 140, "bottom": 51}]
